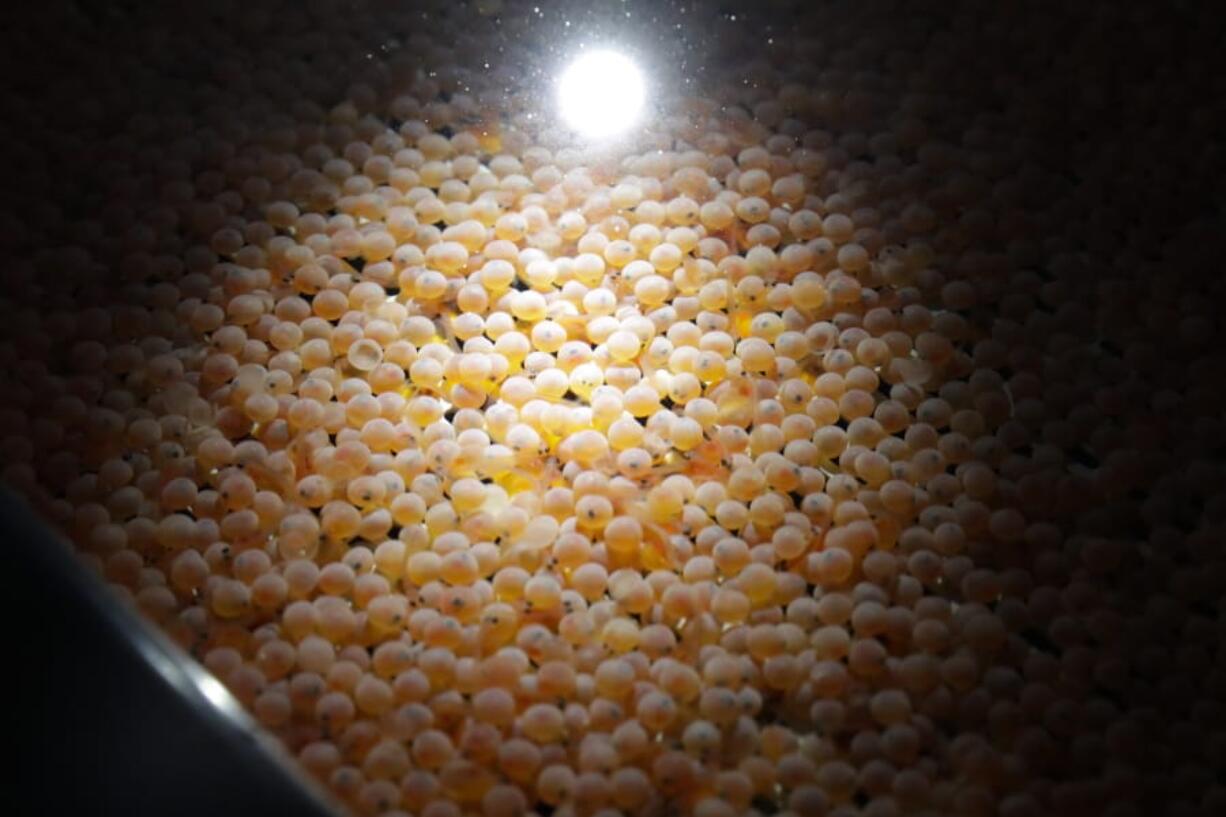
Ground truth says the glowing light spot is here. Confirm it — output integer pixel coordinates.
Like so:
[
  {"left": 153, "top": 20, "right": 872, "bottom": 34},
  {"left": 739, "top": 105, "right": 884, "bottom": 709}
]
[{"left": 557, "top": 50, "right": 645, "bottom": 140}]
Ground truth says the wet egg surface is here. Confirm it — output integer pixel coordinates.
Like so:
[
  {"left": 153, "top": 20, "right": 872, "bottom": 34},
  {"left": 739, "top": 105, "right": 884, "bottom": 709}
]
[{"left": 1, "top": 1, "right": 1224, "bottom": 816}]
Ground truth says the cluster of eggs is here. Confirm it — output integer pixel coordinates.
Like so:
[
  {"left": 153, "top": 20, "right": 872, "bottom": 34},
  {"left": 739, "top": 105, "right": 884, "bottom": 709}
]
[{"left": 2, "top": 2, "right": 1224, "bottom": 817}]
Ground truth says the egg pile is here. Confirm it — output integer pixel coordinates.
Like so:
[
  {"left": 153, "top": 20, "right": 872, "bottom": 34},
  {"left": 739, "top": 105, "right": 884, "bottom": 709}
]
[{"left": 2, "top": 2, "right": 1224, "bottom": 817}]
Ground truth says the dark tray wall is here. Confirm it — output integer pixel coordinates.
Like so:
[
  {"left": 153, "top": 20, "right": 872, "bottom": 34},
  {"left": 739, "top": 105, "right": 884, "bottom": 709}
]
[{"left": 3, "top": 490, "right": 340, "bottom": 817}]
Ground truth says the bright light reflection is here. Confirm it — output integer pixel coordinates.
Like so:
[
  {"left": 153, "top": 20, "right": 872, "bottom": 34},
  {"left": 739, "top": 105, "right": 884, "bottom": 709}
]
[
  {"left": 557, "top": 49, "right": 645, "bottom": 140},
  {"left": 198, "top": 672, "right": 242, "bottom": 716}
]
